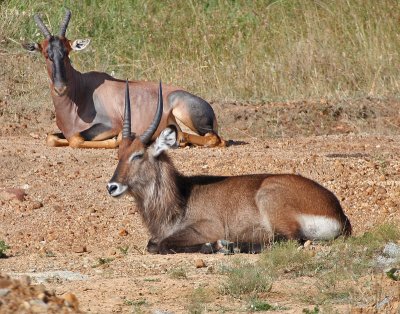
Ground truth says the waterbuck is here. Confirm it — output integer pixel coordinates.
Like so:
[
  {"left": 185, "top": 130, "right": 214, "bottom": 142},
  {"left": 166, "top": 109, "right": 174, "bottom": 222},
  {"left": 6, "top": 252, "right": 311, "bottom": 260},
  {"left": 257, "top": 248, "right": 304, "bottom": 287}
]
[
  {"left": 22, "top": 9, "right": 225, "bottom": 149},
  {"left": 106, "top": 82, "right": 352, "bottom": 254}
]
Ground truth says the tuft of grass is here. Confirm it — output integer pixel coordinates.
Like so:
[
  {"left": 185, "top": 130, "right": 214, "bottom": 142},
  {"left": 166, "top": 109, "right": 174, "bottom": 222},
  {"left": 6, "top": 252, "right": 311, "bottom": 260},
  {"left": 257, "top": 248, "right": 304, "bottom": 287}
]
[
  {"left": 248, "top": 298, "right": 283, "bottom": 312},
  {"left": 123, "top": 299, "right": 146, "bottom": 306},
  {"left": 186, "top": 287, "right": 212, "bottom": 314},
  {"left": 219, "top": 224, "right": 400, "bottom": 308},
  {"left": 260, "top": 240, "right": 318, "bottom": 277},
  {"left": 117, "top": 246, "right": 129, "bottom": 255},
  {"left": 0, "top": 240, "right": 10, "bottom": 258},
  {"left": 169, "top": 267, "right": 187, "bottom": 280},
  {"left": 303, "top": 306, "right": 320, "bottom": 314},
  {"left": 92, "top": 257, "right": 114, "bottom": 268},
  {"left": 220, "top": 259, "right": 273, "bottom": 298}
]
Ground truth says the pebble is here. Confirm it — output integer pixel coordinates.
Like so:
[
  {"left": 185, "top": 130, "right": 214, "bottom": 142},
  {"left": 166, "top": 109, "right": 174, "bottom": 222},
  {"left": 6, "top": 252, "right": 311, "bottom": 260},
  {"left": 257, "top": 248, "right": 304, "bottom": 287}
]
[
  {"left": 29, "top": 132, "right": 40, "bottom": 139},
  {"left": 303, "top": 240, "right": 312, "bottom": 248},
  {"left": 63, "top": 292, "right": 80, "bottom": 309},
  {"left": 119, "top": 228, "right": 129, "bottom": 236},
  {"left": 0, "top": 288, "right": 10, "bottom": 297},
  {"left": 0, "top": 278, "right": 12, "bottom": 288},
  {"left": 72, "top": 245, "right": 87, "bottom": 253},
  {"left": 30, "top": 201, "right": 43, "bottom": 210},
  {"left": 0, "top": 188, "right": 26, "bottom": 202},
  {"left": 195, "top": 259, "right": 207, "bottom": 268},
  {"left": 383, "top": 242, "right": 400, "bottom": 258}
]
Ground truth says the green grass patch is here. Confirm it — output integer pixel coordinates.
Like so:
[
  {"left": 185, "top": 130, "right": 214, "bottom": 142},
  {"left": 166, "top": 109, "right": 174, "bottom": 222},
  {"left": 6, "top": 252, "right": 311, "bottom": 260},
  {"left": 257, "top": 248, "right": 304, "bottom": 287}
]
[
  {"left": 220, "top": 259, "right": 273, "bottom": 298},
  {"left": 168, "top": 266, "right": 187, "bottom": 279},
  {"left": 0, "top": 240, "right": 10, "bottom": 258},
  {"left": 186, "top": 287, "right": 212, "bottom": 314},
  {"left": 2, "top": 0, "right": 400, "bottom": 102},
  {"left": 248, "top": 298, "right": 285, "bottom": 311},
  {"left": 220, "top": 224, "right": 400, "bottom": 308},
  {"left": 92, "top": 257, "right": 114, "bottom": 268}
]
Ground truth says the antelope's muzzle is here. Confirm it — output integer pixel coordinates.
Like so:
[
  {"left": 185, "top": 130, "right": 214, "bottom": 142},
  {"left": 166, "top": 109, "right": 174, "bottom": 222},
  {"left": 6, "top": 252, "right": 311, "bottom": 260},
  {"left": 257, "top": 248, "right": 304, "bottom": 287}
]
[{"left": 107, "top": 181, "right": 128, "bottom": 197}]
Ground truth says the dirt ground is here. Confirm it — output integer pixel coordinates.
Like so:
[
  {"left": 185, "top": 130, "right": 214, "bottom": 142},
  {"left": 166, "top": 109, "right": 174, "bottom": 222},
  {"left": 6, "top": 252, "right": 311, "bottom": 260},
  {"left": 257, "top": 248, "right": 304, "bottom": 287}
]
[{"left": 0, "top": 97, "right": 399, "bottom": 313}]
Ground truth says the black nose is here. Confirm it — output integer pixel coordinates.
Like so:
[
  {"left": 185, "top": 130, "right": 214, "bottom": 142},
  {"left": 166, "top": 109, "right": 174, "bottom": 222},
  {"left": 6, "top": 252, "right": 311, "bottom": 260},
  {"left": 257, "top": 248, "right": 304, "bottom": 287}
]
[{"left": 107, "top": 183, "right": 117, "bottom": 195}]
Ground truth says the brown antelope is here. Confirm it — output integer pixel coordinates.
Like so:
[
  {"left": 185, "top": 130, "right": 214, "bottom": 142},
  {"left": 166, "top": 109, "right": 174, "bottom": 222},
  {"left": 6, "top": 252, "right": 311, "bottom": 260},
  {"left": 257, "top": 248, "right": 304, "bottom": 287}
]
[
  {"left": 22, "top": 9, "right": 225, "bottom": 149},
  {"left": 107, "top": 82, "right": 352, "bottom": 254}
]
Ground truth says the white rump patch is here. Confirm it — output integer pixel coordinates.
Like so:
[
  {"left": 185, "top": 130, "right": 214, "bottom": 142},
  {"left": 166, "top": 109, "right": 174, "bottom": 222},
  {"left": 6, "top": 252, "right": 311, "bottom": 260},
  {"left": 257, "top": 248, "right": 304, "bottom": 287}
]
[{"left": 297, "top": 215, "right": 341, "bottom": 240}]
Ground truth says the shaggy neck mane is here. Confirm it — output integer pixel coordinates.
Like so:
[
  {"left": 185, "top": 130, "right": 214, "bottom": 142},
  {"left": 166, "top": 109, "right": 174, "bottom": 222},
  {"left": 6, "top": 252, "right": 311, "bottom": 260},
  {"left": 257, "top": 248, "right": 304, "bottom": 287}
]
[{"left": 133, "top": 154, "right": 185, "bottom": 238}]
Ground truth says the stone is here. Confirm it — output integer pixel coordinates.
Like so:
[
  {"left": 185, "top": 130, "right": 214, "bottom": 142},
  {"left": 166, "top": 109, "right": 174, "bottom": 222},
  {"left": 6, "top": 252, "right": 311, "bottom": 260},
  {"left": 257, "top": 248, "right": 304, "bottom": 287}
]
[
  {"left": 303, "top": 240, "right": 312, "bottom": 248},
  {"left": 119, "top": 228, "right": 129, "bottom": 236},
  {"left": 383, "top": 242, "right": 400, "bottom": 258},
  {"left": 0, "top": 288, "right": 10, "bottom": 297},
  {"left": 63, "top": 292, "right": 79, "bottom": 310},
  {"left": 72, "top": 245, "right": 87, "bottom": 253},
  {"left": 0, "top": 188, "right": 26, "bottom": 202},
  {"left": 195, "top": 259, "right": 207, "bottom": 268}
]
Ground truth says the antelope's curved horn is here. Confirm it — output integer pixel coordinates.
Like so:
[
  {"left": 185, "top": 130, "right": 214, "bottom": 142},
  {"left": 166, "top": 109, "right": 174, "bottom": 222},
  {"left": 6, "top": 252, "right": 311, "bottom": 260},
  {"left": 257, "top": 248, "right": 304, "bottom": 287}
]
[
  {"left": 59, "top": 9, "right": 71, "bottom": 37},
  {"left": 122, "top": 80, "right": 133, "bottom": 139},
  {"left": 34, "top": 14, "right": 52, "bottom": 39},
  {"left": 140, "top": 81, "right": 163, "bottom": 145}
]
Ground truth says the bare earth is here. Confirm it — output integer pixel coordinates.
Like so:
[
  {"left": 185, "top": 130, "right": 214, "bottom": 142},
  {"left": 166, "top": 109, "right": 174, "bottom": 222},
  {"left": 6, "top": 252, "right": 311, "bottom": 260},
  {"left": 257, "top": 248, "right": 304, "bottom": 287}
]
[{"left": 0, "top": 98, "right": 399, "bottom": 313}]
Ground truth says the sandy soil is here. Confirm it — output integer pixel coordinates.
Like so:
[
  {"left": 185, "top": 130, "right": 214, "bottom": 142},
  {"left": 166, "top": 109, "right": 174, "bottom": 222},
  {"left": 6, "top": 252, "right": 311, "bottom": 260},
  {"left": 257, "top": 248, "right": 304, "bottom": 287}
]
[{"left": 0, "top": 98, "right": 399, "bottom": 313}]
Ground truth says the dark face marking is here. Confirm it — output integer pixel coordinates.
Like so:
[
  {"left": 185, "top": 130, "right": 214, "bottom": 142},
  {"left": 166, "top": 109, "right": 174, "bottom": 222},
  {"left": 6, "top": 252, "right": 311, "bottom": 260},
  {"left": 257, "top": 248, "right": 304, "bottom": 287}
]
[{"left": 45, "top": 37, "right": 70, "bottom": 94}]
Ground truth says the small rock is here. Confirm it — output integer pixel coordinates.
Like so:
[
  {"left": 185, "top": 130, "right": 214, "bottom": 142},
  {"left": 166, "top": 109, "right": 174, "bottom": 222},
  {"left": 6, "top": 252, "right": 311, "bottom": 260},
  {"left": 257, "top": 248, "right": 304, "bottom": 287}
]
[
  {"left": 63, "top": 292, "right": 79, "bottom": 310},
  {"left": 0, "top": 278, "right": 12, "bottom": 288},
  {"left": 37, "top": 292, "right": 47, "bottom": 301},
  {"left": 383, "top": 242, "right": 400, "bottom": 258},
  {"left": 72, "top": 245, "right": 87, "bottom": 253},
  {"left": 0, "top": 288, "right": 10, "bottom": 297},
  {"left": 119, "top": 228, "right": 128, "bottom": 236},
  {"left": 0, "top": 188, "right": 26, "bottom": 202},
  {"left": 29, "top": 299, "right": 48, "bottom": 312},
  {"left": 108, "top": 249, "right": 117, "bottom": 256},
  {"left": 29, "top": 132, "right": 40, "bottom": 139},
  {"left": 376, "top": 296, "right": 391, "bottom": 310},
  {"left": 20, "top": 275, "right": 31, "bottom": 286},
  {"left": 303, "top": 240, "right": 312, "bottom": 248},
  {"left": 30, "top": 201, "right": 43, "bottom": 210},
  {"left": 195, "top": 259, "right": 207, "bottom": 268}
]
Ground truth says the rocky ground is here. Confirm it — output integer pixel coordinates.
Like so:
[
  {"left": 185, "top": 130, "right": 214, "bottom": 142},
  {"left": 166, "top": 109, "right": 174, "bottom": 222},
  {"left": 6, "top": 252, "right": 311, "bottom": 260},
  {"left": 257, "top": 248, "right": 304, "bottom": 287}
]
[{"left": 0, "top": 98, "right": 399, "bottom": 313}]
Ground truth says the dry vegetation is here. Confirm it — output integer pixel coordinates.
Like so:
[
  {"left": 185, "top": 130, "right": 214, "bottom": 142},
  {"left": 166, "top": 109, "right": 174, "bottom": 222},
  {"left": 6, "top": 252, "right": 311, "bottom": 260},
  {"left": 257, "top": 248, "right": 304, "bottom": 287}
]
[
  {"left": 1, "top": 0, "right": 400, "bottom": 104},
  {"left": 0, "top": 1, "right": 399, "bottom": 313}
]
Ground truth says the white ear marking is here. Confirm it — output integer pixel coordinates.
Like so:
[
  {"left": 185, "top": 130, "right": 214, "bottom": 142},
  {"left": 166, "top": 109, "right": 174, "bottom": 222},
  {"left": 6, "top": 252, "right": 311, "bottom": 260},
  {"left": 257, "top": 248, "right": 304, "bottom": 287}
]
[
  {"left": 71, "top": 39, "right": 90, "bottom": 51},
  {"left": 151, "top": 127, "right": 178, "bottom": 157},
  {"left": 22, "top": 42, "right": 40, "bottom": 52}
]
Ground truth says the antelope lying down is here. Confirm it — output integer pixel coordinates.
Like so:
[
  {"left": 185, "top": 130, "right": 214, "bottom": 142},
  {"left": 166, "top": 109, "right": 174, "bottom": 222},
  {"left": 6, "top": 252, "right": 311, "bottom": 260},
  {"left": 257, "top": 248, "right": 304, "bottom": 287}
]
[
  {"left": 107, "top": 83, "right": 352, "bottom": 254},
  {"left": 23, "top": 9, "right": 225, "bottom": 149}
]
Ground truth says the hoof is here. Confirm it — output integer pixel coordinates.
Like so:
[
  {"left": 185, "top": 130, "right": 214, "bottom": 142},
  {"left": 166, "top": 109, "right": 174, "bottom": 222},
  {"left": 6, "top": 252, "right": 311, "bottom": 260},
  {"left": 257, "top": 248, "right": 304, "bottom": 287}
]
[
  {"left": 146, "top": 240, "right": 159, "bottom": 254},
  {"left": 204, "top": 133, "right": 226, "bottom": 148},
  {"left": 46, "top": 134, "right": 59, "bottom": 147}
]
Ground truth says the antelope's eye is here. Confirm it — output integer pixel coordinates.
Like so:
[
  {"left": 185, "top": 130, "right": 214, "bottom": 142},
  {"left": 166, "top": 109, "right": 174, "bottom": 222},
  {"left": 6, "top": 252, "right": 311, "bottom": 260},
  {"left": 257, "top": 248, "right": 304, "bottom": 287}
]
[{"left": 129, "top": 153, "right": 143, "bottom": 162}]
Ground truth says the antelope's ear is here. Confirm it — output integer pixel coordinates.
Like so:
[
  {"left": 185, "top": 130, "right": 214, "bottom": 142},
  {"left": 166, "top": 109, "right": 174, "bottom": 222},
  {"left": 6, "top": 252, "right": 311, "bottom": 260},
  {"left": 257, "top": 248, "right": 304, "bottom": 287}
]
[
  {"left": 71, "top": 38, "right": 90, "bottom": 51},
  {"left": 22, "top": 42, "right": 40, "bottom": 52},
  {"left": 151, "top": 126, "right": 178, "bottom": 157}
]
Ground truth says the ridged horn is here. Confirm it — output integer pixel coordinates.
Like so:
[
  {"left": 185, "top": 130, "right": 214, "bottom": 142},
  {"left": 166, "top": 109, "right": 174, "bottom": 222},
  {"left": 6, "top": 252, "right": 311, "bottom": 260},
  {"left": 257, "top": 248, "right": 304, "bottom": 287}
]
[
  {"left": 122, "top": 80, "right": 133, "bottom": 140},
  {"left": 59, "top": 9, "right": 71, "bottom": 37},
  {"left": 34, "top": 14, "right": 52, "bottom": 39},
  {"left": 140, "top": 81, "right": 163, "bottom": 145}
]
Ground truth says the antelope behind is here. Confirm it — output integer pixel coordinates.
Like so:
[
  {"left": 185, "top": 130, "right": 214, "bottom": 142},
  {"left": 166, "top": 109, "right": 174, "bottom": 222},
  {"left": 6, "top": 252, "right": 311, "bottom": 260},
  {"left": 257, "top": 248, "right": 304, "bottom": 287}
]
[
  {"left": 107, "top": 82, "right": 352, "bottom": 254},
  {"left": 23, "top": 8, "right": 225, "bottom": 149}
]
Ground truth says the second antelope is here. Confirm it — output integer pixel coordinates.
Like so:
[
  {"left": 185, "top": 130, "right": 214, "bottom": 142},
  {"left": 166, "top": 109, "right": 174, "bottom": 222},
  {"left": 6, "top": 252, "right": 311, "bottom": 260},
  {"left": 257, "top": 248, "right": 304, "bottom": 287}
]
[
  {"left": 107, "top": 82, "right": 352, "bottom": 254},
  {"left": 23, "top": 9, "right": 225, "bottom": 149}
]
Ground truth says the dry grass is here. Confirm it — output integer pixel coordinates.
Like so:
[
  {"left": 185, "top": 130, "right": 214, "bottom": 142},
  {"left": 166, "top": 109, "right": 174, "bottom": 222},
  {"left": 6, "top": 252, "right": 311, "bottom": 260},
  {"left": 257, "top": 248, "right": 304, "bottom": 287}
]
[
  {"left": 220, "top": 224, "right": 400, "bottom": 309},
  {"left": 1, "top": 0, "right": 400, "bottom": 105}
]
